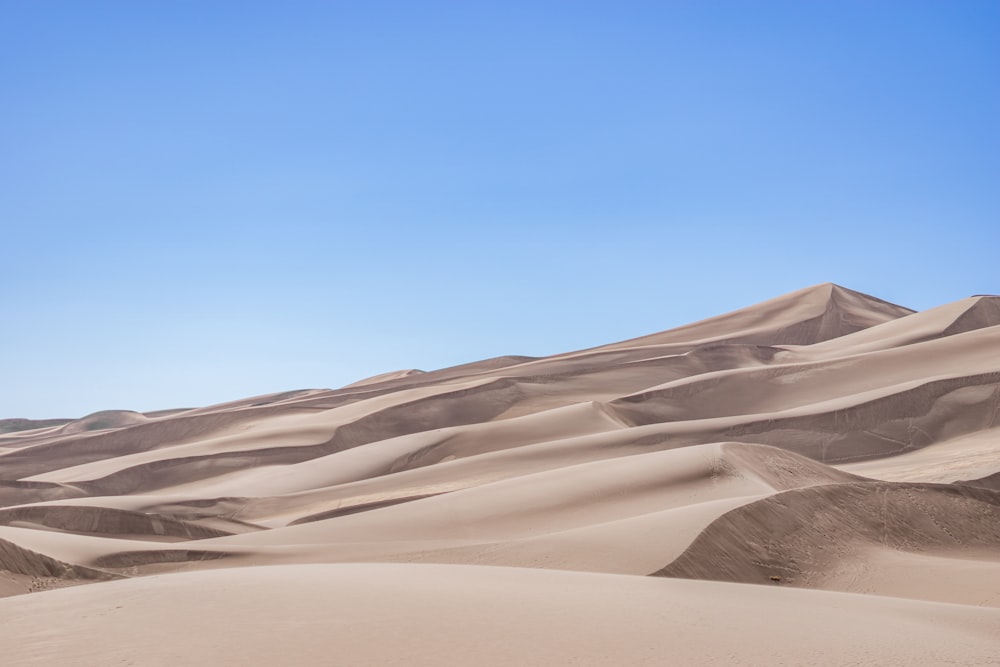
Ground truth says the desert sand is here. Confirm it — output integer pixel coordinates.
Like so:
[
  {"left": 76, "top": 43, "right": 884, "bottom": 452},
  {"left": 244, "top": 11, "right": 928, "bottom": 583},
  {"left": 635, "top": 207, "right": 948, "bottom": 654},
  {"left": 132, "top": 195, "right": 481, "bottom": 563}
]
[{"left": 2, "top": 283, "right": 999, "bottom": 665}]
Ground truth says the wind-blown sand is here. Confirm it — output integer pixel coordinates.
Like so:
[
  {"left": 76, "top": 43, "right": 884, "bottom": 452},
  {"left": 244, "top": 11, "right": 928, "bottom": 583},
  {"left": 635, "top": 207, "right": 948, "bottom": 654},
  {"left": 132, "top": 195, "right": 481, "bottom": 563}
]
[{"left": 2, "top": 283, "right": 999, "bottom": 664}]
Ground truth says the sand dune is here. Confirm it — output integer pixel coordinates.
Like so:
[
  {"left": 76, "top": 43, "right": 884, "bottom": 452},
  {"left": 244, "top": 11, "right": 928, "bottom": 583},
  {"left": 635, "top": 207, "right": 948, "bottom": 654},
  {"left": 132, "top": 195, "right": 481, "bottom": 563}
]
[
  {"left": 2, "top": 283, "right": 999, "bottom": 664},
  {"left": 654, "top": 473, "right": 1000, "bottom": 604}
]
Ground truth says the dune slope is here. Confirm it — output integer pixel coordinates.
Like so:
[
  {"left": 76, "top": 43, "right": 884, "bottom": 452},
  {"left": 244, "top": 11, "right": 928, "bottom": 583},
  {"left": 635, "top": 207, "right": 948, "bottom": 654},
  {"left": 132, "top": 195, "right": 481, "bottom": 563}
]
[{"left": 3, "top": 563, "right": 999, "bottom": 667}]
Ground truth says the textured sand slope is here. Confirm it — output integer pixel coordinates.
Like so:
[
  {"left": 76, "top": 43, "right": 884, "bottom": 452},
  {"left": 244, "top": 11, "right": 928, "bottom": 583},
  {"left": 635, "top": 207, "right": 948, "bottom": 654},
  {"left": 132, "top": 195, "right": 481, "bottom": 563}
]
[
  {"left": 838, "top": 426, "right": 1000, "bottom": 484},
  {"left": 654, "top": 466, "right": 1000, "bottom": 605}
]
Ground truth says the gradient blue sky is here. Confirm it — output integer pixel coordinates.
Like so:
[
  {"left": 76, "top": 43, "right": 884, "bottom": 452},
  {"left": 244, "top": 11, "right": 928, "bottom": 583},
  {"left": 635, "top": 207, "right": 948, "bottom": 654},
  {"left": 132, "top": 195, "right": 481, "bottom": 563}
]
[{"left": 2, "top": 1, "right": 997, "bottom": 418}]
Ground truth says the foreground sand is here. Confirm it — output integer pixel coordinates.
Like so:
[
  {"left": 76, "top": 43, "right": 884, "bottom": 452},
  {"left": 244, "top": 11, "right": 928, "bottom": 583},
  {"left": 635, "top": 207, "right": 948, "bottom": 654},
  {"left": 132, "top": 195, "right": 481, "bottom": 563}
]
[
  {"left": 4, "top": 563, "right": 1000, "bottom": 666},
  {"left": 1, "top": 283, "right": 999, "bottom": 664}
]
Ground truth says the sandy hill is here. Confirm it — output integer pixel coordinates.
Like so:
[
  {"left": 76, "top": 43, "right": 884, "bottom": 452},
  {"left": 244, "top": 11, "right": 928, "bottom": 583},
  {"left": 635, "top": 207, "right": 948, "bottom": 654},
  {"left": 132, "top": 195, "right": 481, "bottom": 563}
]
[{"left": 1, "top": 283, "right": 998, "bottom": 665}]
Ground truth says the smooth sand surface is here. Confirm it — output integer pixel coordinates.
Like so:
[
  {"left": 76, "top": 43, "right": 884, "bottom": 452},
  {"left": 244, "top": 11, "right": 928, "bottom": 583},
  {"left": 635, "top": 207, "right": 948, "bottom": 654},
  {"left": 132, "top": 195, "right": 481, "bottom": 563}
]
[
  {"left": 2, "top": 563, "right": 1000, "bottom": 667},
  {"left": 2, "top": 283, "right": 999, "bottom": 664}
]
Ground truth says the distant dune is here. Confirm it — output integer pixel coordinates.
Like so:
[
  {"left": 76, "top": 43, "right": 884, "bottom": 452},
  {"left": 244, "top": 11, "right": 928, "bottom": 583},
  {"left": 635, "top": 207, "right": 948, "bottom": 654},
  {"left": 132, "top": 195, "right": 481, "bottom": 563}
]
[{"left": 2, "top": 283, "right": 999, "bottom": 664}]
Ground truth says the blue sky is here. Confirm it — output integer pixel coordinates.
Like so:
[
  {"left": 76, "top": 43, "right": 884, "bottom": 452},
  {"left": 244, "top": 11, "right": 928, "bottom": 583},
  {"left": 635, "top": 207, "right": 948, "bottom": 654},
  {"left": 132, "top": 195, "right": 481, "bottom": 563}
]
[{"left": 2, "top": 1, "right": 997, "bottom": 418}]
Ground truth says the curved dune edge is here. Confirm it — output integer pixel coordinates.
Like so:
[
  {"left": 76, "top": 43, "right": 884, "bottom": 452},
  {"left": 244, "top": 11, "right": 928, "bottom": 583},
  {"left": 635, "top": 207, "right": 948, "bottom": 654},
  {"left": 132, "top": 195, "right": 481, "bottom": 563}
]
[
  {"left": 0, "top": 537, "right": 121, "bottom": 596},
  {"left": 652, "top": 459, "right": 1000, "bottom": 606},
  {"left": 1, "top": 563, "right": 998, "bottom": 667},
  {"left": 0, "top": 505, "right": 233, "bottom": 541}
]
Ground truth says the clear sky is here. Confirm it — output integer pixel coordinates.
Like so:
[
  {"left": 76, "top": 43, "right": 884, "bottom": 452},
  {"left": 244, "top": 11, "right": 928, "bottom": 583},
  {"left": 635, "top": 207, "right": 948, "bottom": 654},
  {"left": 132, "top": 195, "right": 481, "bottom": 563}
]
[{"left": 2, "top": 1, "right": 998, "bottom": 418}]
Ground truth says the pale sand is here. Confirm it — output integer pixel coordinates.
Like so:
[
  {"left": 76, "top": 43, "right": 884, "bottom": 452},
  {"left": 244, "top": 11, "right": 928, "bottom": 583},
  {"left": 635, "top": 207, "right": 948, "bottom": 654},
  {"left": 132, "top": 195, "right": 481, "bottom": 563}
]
[
  {"left": 1, "top": 283, "right": 999, "bottom": 664},
  {"left": 2, "top": 564, "right": 999, "bottom": 666}
]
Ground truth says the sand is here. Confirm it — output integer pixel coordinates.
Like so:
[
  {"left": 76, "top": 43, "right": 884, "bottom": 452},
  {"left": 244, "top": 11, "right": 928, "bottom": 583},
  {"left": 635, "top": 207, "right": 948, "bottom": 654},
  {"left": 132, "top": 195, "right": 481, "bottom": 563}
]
[{"left": 1, "top": 282, "right": 998, "bottom": 664}]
